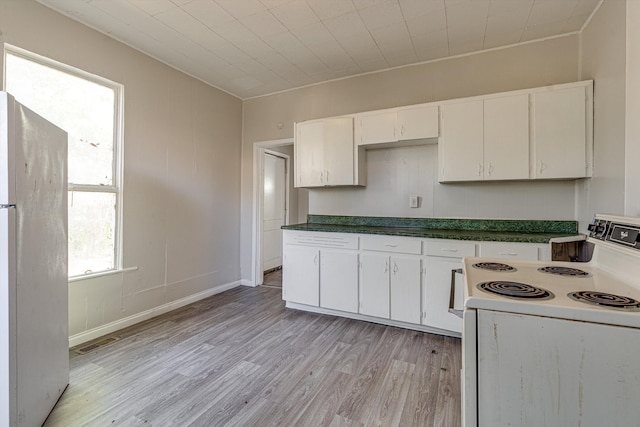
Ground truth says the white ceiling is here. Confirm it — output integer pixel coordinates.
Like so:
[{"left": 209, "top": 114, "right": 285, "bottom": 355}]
[{"left": 36, "top": 0, "right": 601, "bottom": 99}]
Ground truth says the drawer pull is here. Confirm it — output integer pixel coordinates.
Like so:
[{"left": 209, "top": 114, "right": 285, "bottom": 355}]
[
  {"left": 442, "top": 248, "right": 459, "bottom": 252},
  {"left": 499, "top": 252, "right": 518, "bottom": 256},
  {"left": 385, "top": 244, "right": 398, "bottom": 247}
]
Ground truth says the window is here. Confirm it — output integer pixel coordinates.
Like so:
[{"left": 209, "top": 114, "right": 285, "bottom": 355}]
[{"left": 4, "top": 45, "right": 123, "bottom": 278}]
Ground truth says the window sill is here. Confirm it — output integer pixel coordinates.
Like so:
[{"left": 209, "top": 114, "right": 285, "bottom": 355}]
[{"left": 69, "top": 266, "right": 138, "bottom": 283}]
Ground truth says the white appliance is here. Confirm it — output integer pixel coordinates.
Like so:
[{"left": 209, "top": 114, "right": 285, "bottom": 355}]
[
  {"left": 461, "top": 214, "right": 640, "bottom": 427},
  {"left": 0, "top": 92, "right": 69, "bottom": 426}
]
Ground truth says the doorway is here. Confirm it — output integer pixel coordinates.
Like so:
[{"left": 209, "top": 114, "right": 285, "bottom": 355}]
[
  {"left": 252, "top": 138, "right": 301, "bottom": 286},
  {"left": 262, "top": 151, "right": 287, "bottom": 279}
]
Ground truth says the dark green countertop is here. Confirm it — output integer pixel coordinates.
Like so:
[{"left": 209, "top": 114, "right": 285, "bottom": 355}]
[{"left": 282, "top": 215, "right": 580, "bottom": 244}]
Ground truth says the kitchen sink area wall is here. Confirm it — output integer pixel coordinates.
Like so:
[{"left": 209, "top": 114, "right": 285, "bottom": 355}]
[
  {"left": 0, "top": 0, "right": 244, "bottom": 345},
  {"left": 241, "top": 35, "right": 581, "bottom": 284}
]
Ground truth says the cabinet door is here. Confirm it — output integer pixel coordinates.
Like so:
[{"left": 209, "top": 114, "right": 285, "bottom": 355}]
[
  {"left": 397, "top": 105, "right": 439, "bottom": 140},
  {"left": 423, "top": 258, "right": 462, "bottom": 333},
  {"left": 439, "top": 100, "right": 484, "bottom": 182},
  {"left": 323, "top": 117, "right": 354, "bottom": 186},
  {"left": 390, "top": 257, "right": 421, "bottom": 324},
  {"left": 484, "top": 94, "right": 529, "bottom": 180},
  {"left": 320, "top": 250, "right": 359, "bottom": 313},
  {"left": 357, "top": 111, "right": 397, "bottom": 146},
  {"left": 295, "top": 121, "right": 324, "bottom": 187},
  {"left": 532, "top": 86, "right": 587, "bottom": 179},
  {"left": 359, "top": 254, "right": 390, "bottom": 318},
  {"left": 480, "top": 241, "right": 541, "bottom": 260},
  {"left": 283, "top": 246, "right": 319, "bottom": 306}
]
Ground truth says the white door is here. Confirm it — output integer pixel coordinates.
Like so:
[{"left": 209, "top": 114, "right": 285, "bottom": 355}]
[{"left": 262, "top": 153, "right": 286, "bottom": 272}]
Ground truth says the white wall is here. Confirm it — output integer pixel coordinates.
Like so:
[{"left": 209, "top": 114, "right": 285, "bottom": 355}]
[
  {"left": 312, "top": 145, "right": 576, "bottom": 219},
  {"left": 626, "top": 0, "right": 640, "bottom": 216},
  {"left": 0, "top": 0, "right": 243, "bottom": 345},
  {"left": 577, "top": 0, "right": 627, "bottom": 231},
  {"left": 241, "top": 36, "right": 581, "bottom": 282}
]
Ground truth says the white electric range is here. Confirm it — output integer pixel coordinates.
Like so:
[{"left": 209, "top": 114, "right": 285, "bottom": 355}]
[{"left": 461, "top": 214, "right": 640, "bottom": 427}]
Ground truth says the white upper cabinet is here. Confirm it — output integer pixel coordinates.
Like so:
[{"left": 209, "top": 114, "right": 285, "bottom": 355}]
[
  {"left": 439, "top": 100, "right": 484, "bottom": 182},
  {"left": 440, "top": 95, "right": 529, "bottom": 182},
  {"left": 295, "top": 116, "right": 364, "bottom": 187},
  {"left": 440, "top": 81, "right": 592, "bottom": 182},
  {"left": 357, "top": 110, "right": 397, "bottom": 145},
  {"left": 357, "top": 105, "right": 439, "bottom": 146},
  {"left": 295, "top": 120, "right": 325, "bottom": 187},
  {"left": 532, "top": 85, "right": 591, "bottom": 179},
  {"left": 397, "top": 105, "right": 439, "bottom": 141},
  {"left": 484, "top": 94, "right": 530, "bottom": 180}
]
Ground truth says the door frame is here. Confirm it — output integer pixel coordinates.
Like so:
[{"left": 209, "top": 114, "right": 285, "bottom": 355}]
[{"left": 252, "top": 138, "right": 293, "bottom": 286}]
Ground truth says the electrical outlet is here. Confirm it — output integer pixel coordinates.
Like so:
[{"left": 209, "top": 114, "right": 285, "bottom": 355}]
[{"left": 409, "top": 195, "right": 419, "bottom": 208}]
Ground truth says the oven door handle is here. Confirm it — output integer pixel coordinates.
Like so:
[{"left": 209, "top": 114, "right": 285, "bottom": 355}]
[{"left": 449, "top": 268, "right": 464, "bottom": 318}]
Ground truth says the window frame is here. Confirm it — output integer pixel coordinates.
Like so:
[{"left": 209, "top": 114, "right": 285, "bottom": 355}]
[{"left": 3, "top": 43, "right": 125, "bottom": 279}]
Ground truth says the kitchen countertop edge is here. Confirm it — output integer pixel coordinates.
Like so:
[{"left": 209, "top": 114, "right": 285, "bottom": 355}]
[{"left": 282, "top": 222, "right": 581, "bottom": 244}]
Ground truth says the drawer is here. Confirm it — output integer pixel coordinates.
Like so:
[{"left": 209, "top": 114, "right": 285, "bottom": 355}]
[
  {"left": 480, "top": 242, "right": 540, "bottom": 260},
  {"left": 424, "top": 240, "right": 476, "bottom": 258},
  {"left": 283, "top": 231, "right": 359, "bottom": 249},
  {"left": 361, "top": 236, "right": 422, "bottom": 255}
]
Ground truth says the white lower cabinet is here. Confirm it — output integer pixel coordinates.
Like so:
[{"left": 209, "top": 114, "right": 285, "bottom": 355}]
[
  {"left": 359, "top": 253, "right": 391, "bottom": 318},
  {"left": 283, "top": 230, "right": 552, "bottom": 337},
  {"left": 390, "top": 257, "right": 422, "bottom": 324},
  {"left": 282, "top": 245, "right": 319, "bottom": 306},
  {"left": 359, "top": 253, "right": 422, "bottom": 323},
  {"left": 320, "top": 250, "right": 359, "bottom": 313}
]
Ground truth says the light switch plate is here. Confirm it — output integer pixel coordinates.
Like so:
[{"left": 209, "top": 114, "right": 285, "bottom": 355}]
[{"left": 409, "top": 195, "right": 419, "bottom": 208}]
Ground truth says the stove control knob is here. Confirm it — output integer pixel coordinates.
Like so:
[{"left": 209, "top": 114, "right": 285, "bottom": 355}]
[{"left": 588, "top": 221, "right": 607, "bottom": 238}]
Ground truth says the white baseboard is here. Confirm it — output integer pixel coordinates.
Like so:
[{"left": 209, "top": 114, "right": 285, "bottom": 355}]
[
  {"left": 285, "top": 301, "right": 462, "bottom": 339},
  {"left": 240, "top": 279, "right": 255, "bottom": 287},
  {"left": 69, "top": 280, "right": 241, "bottom": 348}
]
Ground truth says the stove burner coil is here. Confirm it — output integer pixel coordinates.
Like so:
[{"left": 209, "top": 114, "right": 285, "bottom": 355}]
[
  {"left": 568, "top": 291, "right": 640, "bottom": 310},
  {"left": 472, "top": 262, "right": 516, "bottom": 272},
  {"left": 538, "top": 266, "right": 590, "bottom": 277},
  {"left": 478, "top": 281, "right": 554, "bottom": 299}
]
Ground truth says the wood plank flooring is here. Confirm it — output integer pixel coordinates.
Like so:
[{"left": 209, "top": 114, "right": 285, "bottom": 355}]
[
  {"left": 262, "top": 268, "right": 282, "bottom": 288},
  {"left": 45, "top": 285, "right": 461, "bottom": 427}
]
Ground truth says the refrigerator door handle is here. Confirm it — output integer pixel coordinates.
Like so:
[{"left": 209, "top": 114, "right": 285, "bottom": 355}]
[{"left": 0, "top": 204, "right": 16, "bottom": 209}]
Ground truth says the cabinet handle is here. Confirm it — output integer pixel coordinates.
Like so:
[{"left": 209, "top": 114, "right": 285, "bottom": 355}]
[
  {"left": 314, "top": 254, "right": 318, "bottom": 265},
  {"left": 499, "top": 252, "right": 518, "bottom": 256},
  {"left": 539, "top": 161, "right": 547, "bottom": 175},
  {"left": 477, "top": 163, "right": 483, "bottom": 176},
  {"left": 393, "top": 126, "right": 397, "bottom": 139},
  {"left": 320, "top": 171, "right": 324, "bottom": 183},
  {"left": 400, "top": 125, "right": 406, "bottom": 136},
  {"left": 393, "top": 262, "right": 398, "bottom": 273},
  {"left": 384, "top": 260, "right": 389, "bottom": 273},
  {"left": 442, "top": 248, "right": 459, "bottom": 253},
  {"left": 326, "top": 170, "right": 330, "bottom": 183},
  {"left": 385, "top": 244, "right": 398, "bottom": 248},
  {"left": 488, "top": 162, "right": 494, "bottom": 176}
]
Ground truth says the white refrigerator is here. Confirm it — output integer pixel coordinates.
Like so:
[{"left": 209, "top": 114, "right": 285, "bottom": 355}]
[{"left": 0, "top": 92, "right": 69, "bottom": 426}]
